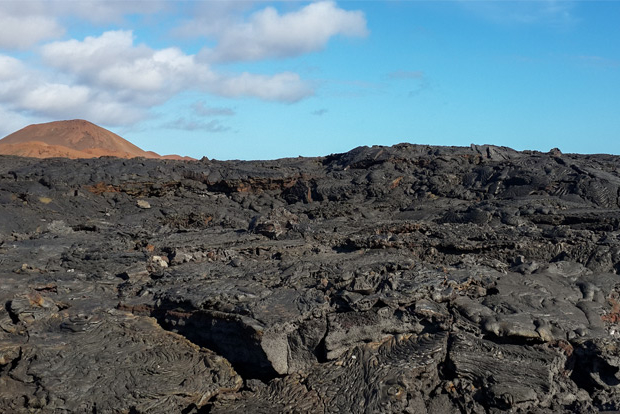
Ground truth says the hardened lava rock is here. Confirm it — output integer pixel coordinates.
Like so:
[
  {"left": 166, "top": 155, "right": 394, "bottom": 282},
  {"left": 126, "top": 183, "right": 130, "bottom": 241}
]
[{"left": 2, "top": 143, "right": 620, "bottom": 412}]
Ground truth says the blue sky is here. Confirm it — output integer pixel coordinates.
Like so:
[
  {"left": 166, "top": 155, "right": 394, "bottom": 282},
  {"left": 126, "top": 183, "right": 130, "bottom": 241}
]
[{"left": 0, "top": 1, "right": 618, "bottom": 160}]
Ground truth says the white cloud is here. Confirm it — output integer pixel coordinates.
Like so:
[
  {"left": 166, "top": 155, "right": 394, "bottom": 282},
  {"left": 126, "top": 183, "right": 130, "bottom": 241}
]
[
  {"left": 0, "top": 55, "right": 36, "bottom": 103},
  {"left": 174, "top": 1, "right": 257, "bottom": 39},
  {"left": 214, "top": 71, "right": 313, "bottom": 102},
  {"left": 96, "top": 47, "right": 212, "bottom": 93},
  {"left": 42, "top": 31, "right": 148, "bottom": 80},
  {"left": 0, "top": 105, "right": 35, "bottom": 138},
  {"left": 0, "top": 51, "right": 146, "bottom": 125},
  {"left": 13, "top": 82, "right": 143, "bottom": 125},
  {"left": 18, "top": 83, "right": 90, "bottom": 113},
  {"left": 0, "top": 0, "right": 167, "bottom": 49},
  {"left": 0, "top": 9, "right": 64, "bottom": 49},
  {"left": 42, "top": 30, "right": 210, "bottom": 93},
  {"left": 0, "top": 2, "right": 368, "bottom": 129},
  {"left": 1, "top": 29, "right": 314, "bottom": 127},
  {"left": 0, "top": 55, "right": 25, "bottom": 81},
  {"left": 41, "top": 30, "right": 312, "bottom": 105},
  {"left": 202, "top": 1, "right": 368, "bottom": 62}
]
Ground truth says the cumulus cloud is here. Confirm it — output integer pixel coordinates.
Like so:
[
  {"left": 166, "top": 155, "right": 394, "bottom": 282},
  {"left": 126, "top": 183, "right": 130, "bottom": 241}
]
[
  {"left": 20, "top": 85, "right": 145, "bottom": 124},
  {"left": 40, "top": 31, "right": 188, "bottom": 98},
  {"left": 0, "top": 105, "right": 35, "bottom": 138},
  {"left": 0, "top": 55, "right": 26, "bottom": 81},
  {"left": 0, "top": 0, "right": 167, "bottom": 49},
  {"left": 0, "top": 2, "right": 368, "bottom": 128},
  {"left": 0, "top": 54, "right": 42, "bottom": 106},
  {"left": 0, "top": 9, "right": 64, "bottom": 49},
  {"left": 0, "top": 51, "right": 147, "bottom": 126},
  {"left": 212, "top": 71, "right": 313, "bottom": 102},
  {"left": 18, "top": 83, "right": 90, "bottom": 113},
  {"left": 42, "top": 31, "right": 140, "bottom": 73},
  {"left": 174, "top": 1, "right": 257, "bottom": 39},
  {"left": 202, "top": 1, "right": 368, "bottom": 62},
  {"left": 41, "top": 30, "right": 312, "bottom": 104}
]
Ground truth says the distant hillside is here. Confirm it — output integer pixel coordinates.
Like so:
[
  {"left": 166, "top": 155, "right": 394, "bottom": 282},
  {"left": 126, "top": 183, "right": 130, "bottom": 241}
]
[{"left": 0, "top": 119, "right": 194, "bottom": 160}]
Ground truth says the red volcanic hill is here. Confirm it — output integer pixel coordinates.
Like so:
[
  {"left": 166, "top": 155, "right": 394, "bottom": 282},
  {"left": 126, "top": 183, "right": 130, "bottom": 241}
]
[{"left": 0, "top": 120, "right": 194, "bottom": 160}]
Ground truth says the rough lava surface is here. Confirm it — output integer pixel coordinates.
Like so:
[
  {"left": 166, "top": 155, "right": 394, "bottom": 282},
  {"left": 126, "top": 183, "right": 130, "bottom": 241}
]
[{"left": 2, "top": 143, "right": 620, "bottom": 413}]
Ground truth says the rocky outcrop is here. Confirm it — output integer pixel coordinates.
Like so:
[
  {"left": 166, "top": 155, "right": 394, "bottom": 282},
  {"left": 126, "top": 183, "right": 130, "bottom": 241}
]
[{"left": 2, "top": 143, "right": 620, "bottom": 412}]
